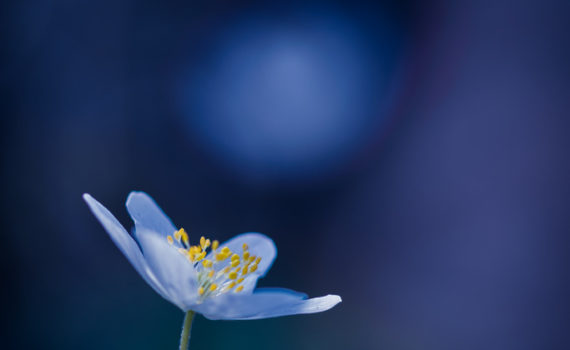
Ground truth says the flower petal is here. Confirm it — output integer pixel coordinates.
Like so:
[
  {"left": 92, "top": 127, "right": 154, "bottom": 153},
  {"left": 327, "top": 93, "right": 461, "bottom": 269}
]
[
  {"left": 192, "top": 288, "right": 341, "bottom": 320},
  {"left": 206, "top": 232, "right": 276, "bottom": 293},
  {"left": 83, "top": 193, "right": 170, "bottom": 300},
  {"left": 136, "top": 228, "right": 199, "bottom": 310},
  {"left": 126, "top": 191, "right": 177, "bottom": 238}
]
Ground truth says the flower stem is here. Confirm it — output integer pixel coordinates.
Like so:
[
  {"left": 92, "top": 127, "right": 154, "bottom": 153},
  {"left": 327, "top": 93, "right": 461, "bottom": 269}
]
[{"left": 179, "top": 310, "right": 195, "bottom": 350}]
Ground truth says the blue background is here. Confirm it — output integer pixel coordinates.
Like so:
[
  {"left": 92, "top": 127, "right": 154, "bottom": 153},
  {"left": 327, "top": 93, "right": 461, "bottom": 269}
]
[{"left": 2, "top": 0, "right": 570, "bottom": 349}]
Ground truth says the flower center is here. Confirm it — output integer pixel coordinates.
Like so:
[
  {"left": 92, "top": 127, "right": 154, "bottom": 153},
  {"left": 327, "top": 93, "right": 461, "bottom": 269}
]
[{"left": 167, "top": 228, "right": 261, "bottom": 301}]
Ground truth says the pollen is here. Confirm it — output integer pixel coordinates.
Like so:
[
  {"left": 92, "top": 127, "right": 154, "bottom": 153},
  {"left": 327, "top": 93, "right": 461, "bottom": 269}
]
[
  {"left": 212, "top": 240, "right": 219, "bottom": 251},
  {"left": 167, "top": 235, "right": 174, "bottom": 244},
  {"left": 242, "top": 243, "right": 248, "bottom": 251},
  {"left": 198, "top": 287, "right": 205, "bottom": 295},
  {"left": 235, "top": 285, "right": 244, "bottom": 293},
  {"left": 209, "top": 284, "right": 218, "bottom": 292}
]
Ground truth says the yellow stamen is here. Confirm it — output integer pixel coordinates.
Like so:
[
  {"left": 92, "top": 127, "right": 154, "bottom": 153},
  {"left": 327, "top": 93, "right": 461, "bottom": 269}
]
[
  {"left": 250, "top": 264, "right": 258, "bottom": 273},
  {"left": 212, "top": 240, "right": 219, "bottom": 250},
  {"left": 242, "top": 243, "right": 248, "bottom": 250},
  {"left": 198, "top": 287, "right": 205, "bottom": 295},
  {"left": 180, "top": 228, "right": 189, "bottom": 246},
  {"left": 228, "top": 271, "right": 238, "bottom": 280},
  {"left": 204, "top": 239, "right": 211, "bottom": 248},
  {"left": 167, "top": 235, "right": 174, "bottom": 245},
  {"left": 223, "top": 266, "right": 231, "bottom": 273},
  {"left": 210, "top": 284, "right": 218, "bottom": 292},
  {"left": 231, "top": 253, "right": 240, "bottom": 261},
  {"left": 195, "top": 251, "right": 206, "bottom": 261},
  {"left": 221, "top": 247, "right": 231, "bottom": 255},
  {"left": 255, "top": 257, "right": 262, "bottom": 264},
  {"left": 242, "top": 266, "right": 249, "bottom": 275},
  {"left": 237, "top": 277, "right": 244, "bottom": 283},
  {"left": 174, "top": 230, "right": 182, "bottom": 241},
  {"left": 200, "top": 236, "right": 206, "bottom": 248},
  {"left": 202, "top": 259, "right": 213, "bottom": 268},
  {"left": 216, "top": 253, "right": 228, "bottom": 261},
  {"left": 231, "top": 259, "right": 240, "bottom": 267},
  {"left": 235, "top": 285, "right": 244, "bottom": 293},
  {"left": 243, "top": 251, "right": 250, "bottom": 260},
  {"left": 208, "top": 270, "right": 215, "bottom": 278},
  {"left": 227, "top": 281, "right": 236, "bottom": 290}
]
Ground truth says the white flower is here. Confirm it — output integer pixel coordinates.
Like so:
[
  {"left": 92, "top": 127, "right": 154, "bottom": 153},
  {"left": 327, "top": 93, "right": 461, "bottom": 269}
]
[{"left": 83, "top": 192, "right": 341, "bottom": 320}]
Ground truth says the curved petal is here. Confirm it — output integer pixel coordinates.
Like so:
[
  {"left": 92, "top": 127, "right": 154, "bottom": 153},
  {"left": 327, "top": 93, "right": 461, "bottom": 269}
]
[
  {"left": 136, "top": 229, "right": 200, "bottom": 310},
  {"left": 83, "top": 194, "right": 170, "bottom": 301},
  {"left": 206, "top": 232, "right": 277, "bottom": 293},
  {"left": 192, "top": 288, "right": 341, "bottom": 320},
  {"left": 126, "top": 191, "right": 177, "bottom": 239}
]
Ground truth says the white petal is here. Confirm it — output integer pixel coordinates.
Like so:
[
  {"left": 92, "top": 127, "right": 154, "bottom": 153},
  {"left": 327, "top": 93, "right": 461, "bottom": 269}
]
[
  {"left": 136, "top": 229, "right": 199, "bottom": 310},
  {"left": 192, "top": 288, "right": 341, "bottom": 320},
  {"left": 206, "top": 232, "right": 276, "bottom": 293},
  {"left": 126, "top": 191, "right": 177, "bottom": 238},
  {"left": 83, "top": 194, "right": 170, "bottom": 301}
]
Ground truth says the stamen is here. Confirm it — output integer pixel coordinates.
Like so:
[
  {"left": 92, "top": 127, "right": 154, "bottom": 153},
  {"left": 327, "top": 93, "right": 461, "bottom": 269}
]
[{"left": 167, "top": 229, "right": 263, "bottom": 302}]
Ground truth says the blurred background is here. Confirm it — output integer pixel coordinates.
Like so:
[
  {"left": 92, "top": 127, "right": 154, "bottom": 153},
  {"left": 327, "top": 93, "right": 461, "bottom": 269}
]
[{"left": 2, "top": 0, "right": 570, "bottom": 349}]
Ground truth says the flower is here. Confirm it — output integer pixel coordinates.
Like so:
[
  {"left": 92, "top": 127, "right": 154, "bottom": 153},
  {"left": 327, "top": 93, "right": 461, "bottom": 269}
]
[{"left": 83, "top": 192, "right": 341, "bottom": 320}]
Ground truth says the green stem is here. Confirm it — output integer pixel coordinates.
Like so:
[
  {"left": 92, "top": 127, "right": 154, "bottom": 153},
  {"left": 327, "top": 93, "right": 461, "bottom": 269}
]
[{"left": 179, "top": 310, "right": 195, "bottom": 350}]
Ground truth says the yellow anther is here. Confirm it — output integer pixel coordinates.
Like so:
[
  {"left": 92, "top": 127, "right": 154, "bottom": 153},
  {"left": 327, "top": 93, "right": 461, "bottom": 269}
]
[
  {"left": 249, "top": 264, "right": 258, "bottom": 273},
  {"left": 242, "top": 243, "right": 248, "bottom": 251},
  {"left": 242, "top": 266, "right": 249, "bottom": 275},
  {"left": 210, "top": 284, "right": 218, "bottom": 292},
  {"left": 227, "top": 281, "right": 236, "bottom": 289},
  {"left": 212, "top": 240, "right": 219, "bottom": 250},
  {"left": 178, "top": 248, "right": 187, "bottom": 255},
  {"left": 200, "top": 236, "right": 206, "bottom": 248},
  {"left": 195, "top": 251, "right": 206, "bottom": 261},
  {"left": 202, "top": 259, "right": 213, "bottom": 268},
  {"left": 204, "top": 239, "right": 211, "bottom": 248},
  {"left": 231, "top": 253, "right": 240, "bottom": 261},
  {"left": 221, "top": 247, "right": 231, "bottom": 255},
  {"left": 198, "top": 287, "right": 205, "bottom": 295},
  {"left": 243, "top": 251, "right": 250, "bottom": 260},
  {"left": 174, "top": 230, "right": 182, "bottom": 241},
  {"left": 235, "top": 285, "right": 244, "bottom": 293},
  {"left": 167, "top": 235, "right": 174, "bottom": 244},
  {"left": 223, "top": 266, "right": 231, "bottom": 273},
  {"left": 216, "top": 253, "right": 228, "bottom": 261},
  {"left": 231, "top": 259, "right": 240, "bottom": 267},
  {"left": 180, "top": 228, "right": 189, "bottom": 246},
  {"left": 237, "top": 277, "right": 244, "bottom": 283},
  {"left": 248, "top": 255, "right": 256, "bottom": 263},
  {"left": 228, "top": 271, "right": 238, "bottom": 280},
  {"left": 255, "top": 257, "right": 262, "bottom": 264},
  {"left": 208, "top": 270, "right": 215, "bottom": 278}
]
